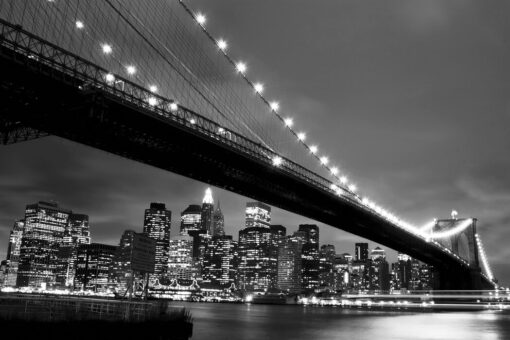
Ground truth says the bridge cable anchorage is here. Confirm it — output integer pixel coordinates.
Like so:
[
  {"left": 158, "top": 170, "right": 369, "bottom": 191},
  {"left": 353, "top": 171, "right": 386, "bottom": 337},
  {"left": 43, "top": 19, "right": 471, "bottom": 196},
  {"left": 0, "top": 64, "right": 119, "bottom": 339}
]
[{"left": 176, "top": 0, "right": 440, "bottom": 236}]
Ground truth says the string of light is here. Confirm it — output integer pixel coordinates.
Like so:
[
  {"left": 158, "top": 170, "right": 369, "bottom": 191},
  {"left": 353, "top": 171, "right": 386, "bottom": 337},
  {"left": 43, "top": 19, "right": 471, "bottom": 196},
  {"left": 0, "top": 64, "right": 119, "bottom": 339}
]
[{"left": 476, "top": 233, "right": 495, "bottom": 281}]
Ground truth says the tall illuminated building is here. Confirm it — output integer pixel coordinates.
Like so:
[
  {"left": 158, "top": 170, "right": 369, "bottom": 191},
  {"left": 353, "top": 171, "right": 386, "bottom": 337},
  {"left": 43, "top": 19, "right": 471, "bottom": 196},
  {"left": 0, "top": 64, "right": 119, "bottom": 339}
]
[
  {"left": 355, "top": 242, "right": 369, "bottom": 262},
  {"left": 368, "top": 247, "right": 390, "bottom": 291},
  {"left": 17, "top": 201, "right": 71, "bottom": 288},
  {"left": 168, "top": 235, "right": 194, "bottom": 280},
  {"left": 143, "top": 203, "right": 171, "bottom": 279},
  {"left": 237, "top": 202, "right": 273, "bottom": 291},
  {"left": 245, "top": 202, "right": 271, "bottom": 229},
  {"left": 269, "top": 225, "right": 286, "bottom": 289},
  {"left": 237, "top": 227, "right": 272, "bottom": 292},
  {"left": 299, "top": 224, "right": 320, "bottom": 291},
  {"left": 3, "top": 220, "right": 24, "bottom": 286},
  {"left": 74, "top": 243, "right": 117, "bottom": 292},
  {"left": 319, "top": 244, "right": 336, "bottom": 289},
  {"left": 180, "top": 204, "right": 202, "bottom": 235},
  {"left": 201, "top": 188, "right": 215, "bottom": 234},
  {"left": 393, "top": 253, "right": 412, "bottom": 290},
  {"left": 277, "top": 233, "right": 303, "bottom": 293},
  {"left": 212, "top": 202, "right": 225, "bottom": 237},
  {"left": 202, "top": 235, "right": 238, "bottom": 287},
  {"left": 56, "top": 213, "right": 91, "bottom": 287}
]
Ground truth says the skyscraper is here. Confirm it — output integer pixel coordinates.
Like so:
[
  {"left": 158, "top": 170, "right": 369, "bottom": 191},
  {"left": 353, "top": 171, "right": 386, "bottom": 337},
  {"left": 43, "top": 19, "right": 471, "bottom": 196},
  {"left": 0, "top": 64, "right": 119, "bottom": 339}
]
[
  {"left": 212, "top": 201, "right": 225, "bottom": 237},
  {"left": 17, "top": 201, "right": 72, "bottom": 288},
  {"left": 277, "top": 234, "right": 303, "bottom": 294},
  {"left": 180, "top": 204, "right": 202, "bottom": 235},
  {"left": 56, "top": 213, "right": 91, "bottom": 287},
  {"left": 237, "top": 226, "right": 272, "bottom": 292},
  {"left": 245, "top": 202, "right": 271, "bottom": 229},
  {"left": 168, "top": 235, "right": 194, "bottom": 280},
  {"left": 269, "top": 225, "right": 286, "bottom": 289},
  {"left": 7, "top": 220, "right": 24, "bottom": 261},
  {"left": 201, "top": 188, "right": 214, "bottom": 234},
  {"left": 74, "top": 243, "right": 117, "bottom": 292},
  {"left": 319, "top": 244, "right": 336, "bottom": 289},
  {"left": 143, "top": 202, "right": 171, "bottom": 280},
  {"left": 299, "top": 224, "right": 320, "bottom": 291},
  {"left": 298, "top": 224, "right": 319, "bottom": 245},
  {"left": 4, "top": 220, "right": 24, "bottom": 286},
  {"left": 393, "top": 253, "right": 412, "bottom": 290},
  {"left": 368, "top": 247, "right": 390, "bottom": 291},
  {"left": 202, "top": 235, "right": 238, "bottom": 288},
  {"left": 355, "top": 242, "right": 369, "bottom": 262}
]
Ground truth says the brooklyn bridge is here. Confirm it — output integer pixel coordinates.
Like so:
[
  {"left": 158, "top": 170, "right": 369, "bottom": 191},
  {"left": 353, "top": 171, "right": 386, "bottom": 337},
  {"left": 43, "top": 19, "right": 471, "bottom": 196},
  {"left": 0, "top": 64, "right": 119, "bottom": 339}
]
[{"left": 0, "top": 0, "right": 496, "bottom": 290}]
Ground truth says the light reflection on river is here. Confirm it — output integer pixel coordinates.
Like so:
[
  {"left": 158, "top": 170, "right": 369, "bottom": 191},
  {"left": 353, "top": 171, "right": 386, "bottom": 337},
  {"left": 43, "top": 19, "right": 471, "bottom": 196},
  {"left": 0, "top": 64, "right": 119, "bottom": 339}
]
[{"left": 171, "top": 302, "right": 510, "bottom": 340}]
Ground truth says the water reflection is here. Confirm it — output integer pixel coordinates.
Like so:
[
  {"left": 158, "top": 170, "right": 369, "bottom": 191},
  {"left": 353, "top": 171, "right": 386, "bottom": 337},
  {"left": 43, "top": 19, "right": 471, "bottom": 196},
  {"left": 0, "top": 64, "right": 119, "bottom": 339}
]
[{"left": 172, "top": 302, "right": 510, "bottom": 340}]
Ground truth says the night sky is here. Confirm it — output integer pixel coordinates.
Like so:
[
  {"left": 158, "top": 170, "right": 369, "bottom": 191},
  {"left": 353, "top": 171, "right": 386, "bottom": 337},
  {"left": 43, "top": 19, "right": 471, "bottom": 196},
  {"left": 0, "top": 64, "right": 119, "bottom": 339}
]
[{"left": 1, "top": 0, "right": 510, "bottom": 283}]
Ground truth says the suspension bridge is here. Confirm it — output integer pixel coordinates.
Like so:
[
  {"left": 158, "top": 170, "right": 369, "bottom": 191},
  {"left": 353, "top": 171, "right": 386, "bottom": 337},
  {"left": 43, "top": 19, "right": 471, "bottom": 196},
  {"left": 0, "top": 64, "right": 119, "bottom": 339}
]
[{"left": 0, "top": 0, "right": 497, "bottom": 290}]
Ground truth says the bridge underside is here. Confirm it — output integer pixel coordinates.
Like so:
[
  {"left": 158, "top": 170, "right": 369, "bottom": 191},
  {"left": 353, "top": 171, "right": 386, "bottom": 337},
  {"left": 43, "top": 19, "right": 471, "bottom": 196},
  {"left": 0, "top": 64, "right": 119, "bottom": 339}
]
[{"left": 0, "top": 43, "right": 492, "bottom": 290}]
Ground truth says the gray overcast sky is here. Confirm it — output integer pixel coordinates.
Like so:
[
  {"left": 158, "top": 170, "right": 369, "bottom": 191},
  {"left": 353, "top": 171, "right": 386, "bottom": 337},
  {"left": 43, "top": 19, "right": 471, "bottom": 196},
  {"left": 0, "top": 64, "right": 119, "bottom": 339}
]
[{"left": 1, "top": 0, "right": 510, "bottom": 283}]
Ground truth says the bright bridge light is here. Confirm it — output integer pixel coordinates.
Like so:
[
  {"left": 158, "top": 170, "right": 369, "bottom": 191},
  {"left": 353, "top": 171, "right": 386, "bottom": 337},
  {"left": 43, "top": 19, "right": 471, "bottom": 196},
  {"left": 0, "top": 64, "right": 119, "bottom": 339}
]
[
  {"left": 340, "top": 176, "right": 348, "bottom": 184},
  {"left": 75, "top": 21, "right": 84, "bottom": 29},
  {"left": 348, "top": 184, "right": 357, "bottom": 192},
  {"left": 284, "top": 118, "right": 293, "bottom": 127},
  {"left": 149, "top": 85, "right": 158, "bottom": 93},
  {"left": 196, "top": 13, "right": 206, "bottom": 25},
  {"left": 272, "top": 156, "right": 283, "bottom": 166},
  {"left": 320, "top": 156, "right": 329, "bottom": 165},
  {"left": 126, "top": 65, "right": 136, "bottom": 75},
  {"left": 169, "top": 103, "right": 178, "bottom": 111},
  {"left": 297, "top": 132, "right": 306, "bottom": 141},
  {"left": 310, "top": 145, "right": 318, "bottom": 154},
  {"left": 236, "top": 62, "right": 247, "bottom": 74},
  {"left": 101, "top": 44, "right": 112, "bottom": 54},
  {"left": 254, "top": 83, "right": 264, "bottom": 94},
  {"left": 147, "top": 97, "right": 158, "bottom": 106},
  {"left": 270, "top": 101, "right": 279, "bottom": 111},
  {"left": 217, "top": 39, "right": 228, "bottom": 51},
  {"left": 330, "top": 167, "right": 338, "bottom": 175},
  {"left": 105, "top": 73, "right": 115, "bottom": 83}
]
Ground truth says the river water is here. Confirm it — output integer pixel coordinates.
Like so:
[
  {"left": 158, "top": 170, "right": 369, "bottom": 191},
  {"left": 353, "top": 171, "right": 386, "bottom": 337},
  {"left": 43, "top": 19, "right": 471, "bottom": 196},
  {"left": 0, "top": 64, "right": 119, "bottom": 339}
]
[{"left": 171, "top": 302, "right": 510, "bottom": 340}]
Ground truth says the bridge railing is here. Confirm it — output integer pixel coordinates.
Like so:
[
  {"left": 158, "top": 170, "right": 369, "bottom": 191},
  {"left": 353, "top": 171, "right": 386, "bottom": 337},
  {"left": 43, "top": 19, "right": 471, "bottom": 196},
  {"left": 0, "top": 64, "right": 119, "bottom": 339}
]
[{"left": 0, "top": 19, "right": 477, "bottom": 270}]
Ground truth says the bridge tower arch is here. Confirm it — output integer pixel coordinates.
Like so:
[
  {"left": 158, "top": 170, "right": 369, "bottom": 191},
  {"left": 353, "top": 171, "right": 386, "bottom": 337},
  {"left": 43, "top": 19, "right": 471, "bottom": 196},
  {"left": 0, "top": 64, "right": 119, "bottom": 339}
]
[{"left": 432, "top": 217, "right": 483, "bottom": 289}]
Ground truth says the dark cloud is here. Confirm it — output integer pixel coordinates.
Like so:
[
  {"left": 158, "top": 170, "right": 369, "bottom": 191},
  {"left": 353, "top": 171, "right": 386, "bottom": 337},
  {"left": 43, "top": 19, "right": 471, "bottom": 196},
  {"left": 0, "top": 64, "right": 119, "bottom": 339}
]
[{"left": 1, "top": 0, "right": 510, "bottom": 283}]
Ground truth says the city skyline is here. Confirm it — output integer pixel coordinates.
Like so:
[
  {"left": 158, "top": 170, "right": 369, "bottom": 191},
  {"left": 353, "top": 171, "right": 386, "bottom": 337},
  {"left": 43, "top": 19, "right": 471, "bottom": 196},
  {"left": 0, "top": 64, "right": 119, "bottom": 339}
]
[
  {"left": 0, "top": 187, "right": 398, "bottom": 263},
  {"left": 1, "top": 194, "right": 432, "bottom": 295}
]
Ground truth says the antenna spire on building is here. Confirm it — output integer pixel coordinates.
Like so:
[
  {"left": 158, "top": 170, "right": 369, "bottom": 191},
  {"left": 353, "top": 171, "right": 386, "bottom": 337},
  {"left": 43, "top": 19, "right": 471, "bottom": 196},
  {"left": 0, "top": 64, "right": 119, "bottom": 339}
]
[{"left": 203, "top": 187, "right": 214, "bottom": 204}]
